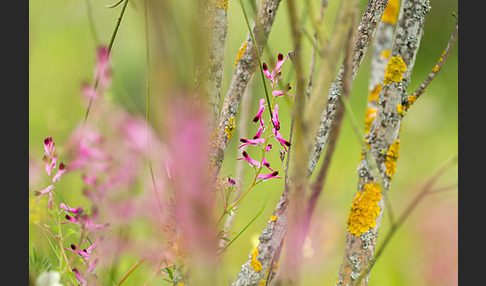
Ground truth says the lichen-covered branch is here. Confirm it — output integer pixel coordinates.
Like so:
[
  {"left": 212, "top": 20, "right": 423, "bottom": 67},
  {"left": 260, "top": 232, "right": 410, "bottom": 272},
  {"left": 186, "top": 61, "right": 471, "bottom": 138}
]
[
  {"left": 308, "top": 0, "right": 390, "bottom": 175},
  {"left": 336, "top": 1, "right": 431, "bottom": 285},
  {"left": 210, "top": 0, "right": 281, "bottom": 179}
]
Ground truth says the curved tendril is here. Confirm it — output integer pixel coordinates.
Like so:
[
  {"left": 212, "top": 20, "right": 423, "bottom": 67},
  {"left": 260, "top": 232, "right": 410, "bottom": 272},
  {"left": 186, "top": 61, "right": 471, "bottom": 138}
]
[{"left": 106, "top": 0, "right": 124, "bottom": 8}]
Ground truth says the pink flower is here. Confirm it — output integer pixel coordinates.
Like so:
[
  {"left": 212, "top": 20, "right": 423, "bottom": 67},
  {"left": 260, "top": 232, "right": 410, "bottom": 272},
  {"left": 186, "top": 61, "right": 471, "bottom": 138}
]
[
  {"left": 272, "top": 104, "right": 280, "bottom": 131},
  {"left": 253, "top": 98, "right": 266, "bottom": 123},
  {"left": 43, "top": 137, "right": 58, "bottom": 177},
  {"left": 95, "top": 46, "right": 111, "bottom": 90},
  {"left": 227, "top": 177, "right": 236, "bottom": 188},
  {"left": 253, "top": 119, "right": 265, "bottom": 139},
  {"left": 273, "top": 128, "right": 291, "bottom": 152},
  {"left": 257, "top": 171, "right": 281, "bottom": 181},
  {"left": 262, "top": 53, "right": 289, "bottom": 88},
  {"left": 237, "top": 150, "right": 261, "bottom": 168},
  {"left": 272, "top": 83, "right": 293, "bottom": 98},
  {"left": 51, "top": 162, "right": 67, "bottom": 183},
  {"left": 265, "top": 144, "right": 272, "bottom": 152},
  {"left": 72, "top": 268, "right": 87, "bottom": 286},
  {"left": 262, "top": 157, "right": 273, "bottom": 171},
  {"left": 238, "top": 137, "right": 266, "bottom": 149},
  {"left": 34, "top": 184, "right": 54, "bottom": 204}
]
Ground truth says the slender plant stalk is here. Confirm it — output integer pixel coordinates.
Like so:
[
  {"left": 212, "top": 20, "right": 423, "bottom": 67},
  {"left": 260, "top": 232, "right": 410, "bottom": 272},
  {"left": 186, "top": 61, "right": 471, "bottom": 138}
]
[{"left": 115, "top": 257, "right": 146, "bottom": 286}]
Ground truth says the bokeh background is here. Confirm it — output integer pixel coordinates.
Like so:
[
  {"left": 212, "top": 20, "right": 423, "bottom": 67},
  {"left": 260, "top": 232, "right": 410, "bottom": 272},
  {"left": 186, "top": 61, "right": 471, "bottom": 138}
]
[{"left": 29, "top": 0, "right": 458, "bottom": 285}]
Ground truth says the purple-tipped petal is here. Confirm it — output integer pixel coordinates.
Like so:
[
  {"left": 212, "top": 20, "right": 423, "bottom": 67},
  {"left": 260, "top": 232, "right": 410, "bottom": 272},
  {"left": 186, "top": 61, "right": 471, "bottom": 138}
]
[
  {"left": 238, "top": 137, "right": 266, "bottom": 148},
  {"left": 237, "top": 151, "right": 261, "bottom": 168},
  {"left": 257, "top": 171, "right": 281, "bottom": 181}
]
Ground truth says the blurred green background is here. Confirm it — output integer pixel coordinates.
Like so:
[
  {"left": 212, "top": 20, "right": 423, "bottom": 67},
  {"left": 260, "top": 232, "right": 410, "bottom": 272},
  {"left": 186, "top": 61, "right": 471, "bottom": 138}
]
[{"left": 30, "top": 0, "right": 458, "bottom": 285}]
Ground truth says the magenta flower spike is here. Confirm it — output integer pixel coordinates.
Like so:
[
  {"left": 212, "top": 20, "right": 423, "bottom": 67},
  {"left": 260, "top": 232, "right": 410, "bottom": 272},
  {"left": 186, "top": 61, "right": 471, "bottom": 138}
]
[
  {"left": 237, "top": 150, "right": 261, "bottom": 168},
  {"left": 59, "top": 203, "right": 82, "bottom": 215},
  {"left": 273, "top": 128, "right": 291, "bottom": 152},
  {"left": 43, "top": 137, "right": 58, "bottom": 177},
  {"left": 257, "top": 171, "right": 281, "bottom": 181},
  {"left": 238, "top": 137, "right": 266, "bottom": 149},
  {"left": 253, "top": 98, "right": 266, "bottom": 123},
  {"left": 272, "top": 104, "right": 280, "bottom": 131}
]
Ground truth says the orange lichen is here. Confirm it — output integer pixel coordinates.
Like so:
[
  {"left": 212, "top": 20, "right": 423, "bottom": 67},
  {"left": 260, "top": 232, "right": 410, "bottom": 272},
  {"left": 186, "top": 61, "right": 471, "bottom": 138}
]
[
  {"left": 381, "top": 0, "right": 400, "bottom": 25},
  {"left": 269, "top": 215, "right": 278, "bottom": 222},
  {"left": 347, "top": 183, "right": 382, "bottom": 237},
  {"left": 385, "top": 139, "right": 401, "bottom": 178},
  {"left": 383, "top": 56, "right": 407, "bottom": 86},
  {"left": 235, "top": 41, "right": 247, "bottom": 67},
  {"left": 250, "top": 247, "right": 263, "bottom": 272}
]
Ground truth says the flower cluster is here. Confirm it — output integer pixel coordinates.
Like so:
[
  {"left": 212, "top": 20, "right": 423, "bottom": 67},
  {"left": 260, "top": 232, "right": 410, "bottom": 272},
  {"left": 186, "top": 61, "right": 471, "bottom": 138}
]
[
  {"left": 34, "top": 138, "right": 67, "bottom": 209},
  {"left": 237, "top": 53, "right": 292, "bottom": 182}
]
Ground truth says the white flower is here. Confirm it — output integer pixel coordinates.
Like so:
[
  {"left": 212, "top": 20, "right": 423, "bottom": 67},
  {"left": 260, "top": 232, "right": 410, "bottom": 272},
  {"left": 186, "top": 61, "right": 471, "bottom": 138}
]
[{"left": 36, "top": 271, "right": 63, "bottom": 286}]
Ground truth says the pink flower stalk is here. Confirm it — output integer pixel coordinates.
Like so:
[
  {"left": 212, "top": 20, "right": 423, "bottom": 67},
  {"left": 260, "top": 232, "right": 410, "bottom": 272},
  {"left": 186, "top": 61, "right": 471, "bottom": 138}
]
[
  {"left": 262, "top": 53, "right": 289, "bottom": 88},
  {"left": 51, "top": 162, "right": 67, "bottom": 183},
  {"left": 272, "top": 104, "right": 281, "bottom": 131},
  {"left": 272, "top": 83, "right": 293, "bottom": 98},
  {"left": 95, "top": 46, "right": 112, "bottom": 90},
  {"left": 257, "top": 171, "right": 281, "bottom": 181},
  {"left": 253, "top": 98, "right": 266, "bottom": 123},
  {"left": 237, "top": 150, "right": 261, "bottom": 168},
  {"left": 238, "top": 137, "right": 266, "bottom": 149},
  {"left": 273, "top": 128, "right": 291, "bottom": 152}
]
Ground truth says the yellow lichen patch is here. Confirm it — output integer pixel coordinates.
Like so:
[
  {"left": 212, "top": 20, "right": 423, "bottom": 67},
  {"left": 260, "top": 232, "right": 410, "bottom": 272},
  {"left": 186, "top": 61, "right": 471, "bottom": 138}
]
[
  {"left": 235, "top": 41, "right": 248, "bottom": 67},
  {"left": 383, "top": 56, "right": 407, "bottom": 86},
  {"left": 381, "top": 0, "right": 400, "bottom": 25},
  {"left": 407, "top": 95, "right": 417, "bottom": 105},
  {"left": 347, "top": 183, "right": 382, "bottom": 237},
  {"left": 396, "top": 104, "right": 406, "bottom": 116},
  {"left": 364, "top": 107, "right": 377, "bottom": 135},
  {"left": 385, "top": 139, "right": 401, "bottom": 178},
  {"left": 380, "top": 49, "right": 391, "bottom": 59},
  {"left": 250, "top": 247, "right": 263, "bottom": 272},
  {"left": 224, "top": 117, "right": 236, "bottom": 140},
  {"left": 432, "top": 64, "right": 440, "bottom": 73},
  {"left": 212, "top": 0, "right": 228, "bottom": 10},
  {"left": 368, "top": 84, "right": 381, "bottom": 102},
  {"left": 270, "top": 215, "right": 278, "bottom": 222},
  {"left": 259, "top": 261, "right": 279, "bottom": 286}
]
